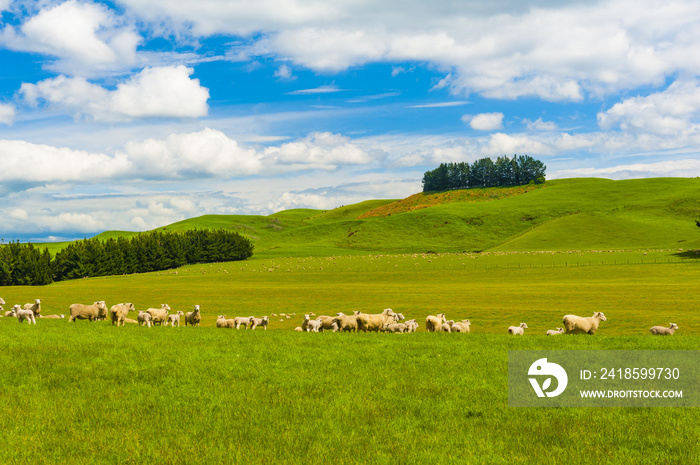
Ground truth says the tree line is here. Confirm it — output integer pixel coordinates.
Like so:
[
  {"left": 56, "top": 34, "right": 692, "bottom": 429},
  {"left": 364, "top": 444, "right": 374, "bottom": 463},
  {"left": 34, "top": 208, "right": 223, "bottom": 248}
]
[
  {"left": 0, "top": 228, "right": 253, "bottom": 286},
  {"left": 422, "top": 155, "right": 546, "bottom": 192}
]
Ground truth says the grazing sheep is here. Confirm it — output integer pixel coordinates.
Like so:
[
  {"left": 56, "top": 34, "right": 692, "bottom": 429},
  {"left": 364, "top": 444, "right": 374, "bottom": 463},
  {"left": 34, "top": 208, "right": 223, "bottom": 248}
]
[
  {"left": 546, "top": 327, "right": 565, "bottom": 336},
  {"left": 441, "top": 322, "right": 452, "bottom": 332},
  {"left": 234, "top": 316, "right": 254, "bottom": 329},
  {"left": 307, "top": 319, "right": 323, "bottom": 332},
  {"left": 294, "top": 326, "right": 303, "bottom": 331},
  {"left": 216, "top": 315, "right": 231, "bottom": 328},
  {"left": 137, "top": 311, "right": 152, "bottom": 327},
  {"left": 185, "top": 305, "right": 201, "bottom": 326},
  {"left": 425, "top": 313, "right": 446, "bottom": 332},
  {"left": 315, "top": 315, "right": 337, "bottom": 331},
  {"left": 250, "top": 316, "right": 269, "bottom": 330},
  {"left": 146, "top": 304, "right": 171, "bottom": 326},
  {"left": 356, "top": 308, "right": 397, "bottom": 332},
  {"left": 16, "top": 306, "right": 37, "bottom": 324},
  {"left": 451, "top": 320, "right": 471, "bottom": 333},
  {"left": 508, "top": 323, "right": 528, "bottom": 335},
  {"left": 23, "top": 299, "right": 42, "bottom": 317},
  {"left": 384, "top": 323, "right": 408, "bottom": 333},
  {"left": 405, "top": 319, "right": 419, "bottom": 332},
  {"left": 69, "top": 301, "right": 108, "bottom": 322},
  {"left": 42, "top": 314, "right": 65, "bottom": 319},
  {"left": 333, "top": 313, "right": 360, "bottom": 332},
  {"left": 109, "top": 303, "right": 135, "bottom": 327},
  {"left": 168, "top": 311, "right": 185, "bottom": 327},
  {"left": 563, "top": 312, "right": 607, "bottom": 335},
  {"left": 650, "top": 323, "right": 679, "bottom": 336},
  {"left": 301, "top": 314, "right": 311, "bottom": 332}
]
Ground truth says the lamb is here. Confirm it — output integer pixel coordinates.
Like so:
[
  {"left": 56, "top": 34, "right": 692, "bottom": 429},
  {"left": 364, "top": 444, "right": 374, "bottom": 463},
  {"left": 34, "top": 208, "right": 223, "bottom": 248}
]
[
  {"left": 315, "top": 315, "right": 339, "bottom": 331},
  {"left": 384, "top": 323, "right": 407, "bottom": 333},
  {"left": 145, "top": 304, "right": 171, "bottom": 326},
  {"left": 425, "top": 313, "right": 446, "bottom": 332},
  {"left": 563, "top": 312, "right": 607, "bottom": 335},
  {"left": 294, "top": 326, "right": 303, "bottom": 331},
  {"left": 185, "top": 305, "right": 201, "bottom": 326},
  {"left": 301, "top": 314, "right": 311, "bottom": 332},
  {"left": 332, "top": 313, "right": 360, "bottom": 332},
  {"left": 69, "top": 301, "right": 108, "bottom": 322},
  {"left": 508, "top": 323, "right": 528, "bottom": 335},
  {"left": 216, "top": 315, "right": 231, "bottom": 328},
  {"left": 405, "top": 319, "right": 419, "bottom": 332},
  {"left": 123, "top": 318, "right": 138, "bottom": 324},
  {"left": 4, "top": 307, "right": 17, "bottom": 317},
  {"left": 16, "top": 305, "right": 36, "bottom": 324},
  {"left": 307, "top": 319, "right": 323, "bottom": 332},
  {"left": 109, "top": 303, "right": 135, "bottom": 326},
  {"left": 234, "top": 316, "right": 254, "bottom": 329},
  {"left": 546, "top": 327, "right": 565, "bottom": 336},
  {"left": 356, "top": 308, "right": 397, "bottom": 332},
  {"left": 451, "top": 320, "right": 471, "bottom": 333},
  {"left": 137, "top": 311, "right": 152, "bottom": 327},
  {"left": 441, "top": 322, "right": 452, "bottom": 332},
  {"left": 250, "top": 316, "right": 269, "bottom": 330},
  {"left": 650, "top": 323, "right": 679, "bottom": 336},
  {"left": 168, "top": 311, "right": 185, "bottom": 327},
  {"left": 23, "top": 299, "right": 42, "bottom": 317},
  {"left": 42, "top": 314, "right": 65, "bottom": 319}
]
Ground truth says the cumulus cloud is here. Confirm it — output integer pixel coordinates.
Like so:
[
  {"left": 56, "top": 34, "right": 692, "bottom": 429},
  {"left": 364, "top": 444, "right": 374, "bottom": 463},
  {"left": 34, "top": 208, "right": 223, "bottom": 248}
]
[
  {"left": 20, "top": 66, "right": 209, "bottom": 121},
  {"left": 274, "top": 64, "right": 295, "bottom": 80},
  {"left": 0, "top": 103, "right": 15, "bottom": 125},
  {"left": 465, "top": 112, "right": 504, "bottom": 131},
  {"left": 0, "top": 0, "right": 141, "bottom": 76},
  {"left": 263, "top": 132, "right": 371, "bottom": 171}
]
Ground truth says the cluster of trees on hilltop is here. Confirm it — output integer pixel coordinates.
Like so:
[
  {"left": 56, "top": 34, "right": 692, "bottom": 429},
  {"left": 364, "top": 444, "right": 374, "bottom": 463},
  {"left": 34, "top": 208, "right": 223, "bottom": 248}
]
[
  {"left": 0, "top": 229, "right": 253, "bottom": 286},
  {"left": 422, "top": 155, "right": 546, "bottom": 192}
]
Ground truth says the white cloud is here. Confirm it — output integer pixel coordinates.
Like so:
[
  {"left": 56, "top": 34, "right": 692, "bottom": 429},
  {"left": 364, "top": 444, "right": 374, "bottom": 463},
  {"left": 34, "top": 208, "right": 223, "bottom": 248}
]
[
  {"left": 409, "top": 101, "right": 469, "bottom": 108},
  {"left": 524, "top": 118, "right": 559, "bottom": 131},
  {"left": 20, "top": 66, "right": 209, "bottom": 121},
  {"left": 552, "top": 159, "right": 700, "bottom": 179},
  {"left": 0, "top": 0, "right": 141, "bottom": 75},
  {"left": 0, "top": 103, "right": 15, "bottom": 125},
  {"left": 465, "top": 112, "right": 504, "bottom": 131},
  {"left": 286, "top": 85, "right": 343, "bottom": 95},
  {"left": 263, "top": 131, "right": 371, "bottom": 170},
  {"left": 274, "top": 64, "right": 295, "bottom": 80}
]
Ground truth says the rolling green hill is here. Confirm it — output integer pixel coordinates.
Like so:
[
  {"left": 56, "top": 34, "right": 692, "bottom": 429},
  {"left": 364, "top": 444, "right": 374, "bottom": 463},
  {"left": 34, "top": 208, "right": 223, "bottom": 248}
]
[{"left": 43, "top": 177, "right": 700, "bottom": 257}]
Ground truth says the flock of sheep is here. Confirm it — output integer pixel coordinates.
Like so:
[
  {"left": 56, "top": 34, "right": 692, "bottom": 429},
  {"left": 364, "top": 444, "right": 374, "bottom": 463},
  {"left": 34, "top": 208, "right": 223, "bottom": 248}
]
[{"left": 0, "top": 297, "right": 680, "bottom": 336}]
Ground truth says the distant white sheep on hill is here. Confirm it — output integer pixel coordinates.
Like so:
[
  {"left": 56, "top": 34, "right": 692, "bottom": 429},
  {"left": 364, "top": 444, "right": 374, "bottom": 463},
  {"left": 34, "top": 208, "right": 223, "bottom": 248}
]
[
  {"left": 507, "top": 323, "right": 528, "bottom": 335},
  {"left": 650, "top": 323, "right": 678, "bottom": 336},
  {"left": 563, "top": 312, "right": 607, "bottom": 335}
]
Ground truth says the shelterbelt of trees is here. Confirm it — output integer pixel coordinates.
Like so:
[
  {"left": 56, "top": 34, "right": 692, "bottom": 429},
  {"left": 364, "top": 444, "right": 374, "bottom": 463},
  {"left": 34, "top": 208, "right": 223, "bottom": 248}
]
[
  {"left": 422, "top": 155, "right": 546, "bottom": 192},
  {"left": 0, "top": 229, "right": 253, "bottom": 286}
]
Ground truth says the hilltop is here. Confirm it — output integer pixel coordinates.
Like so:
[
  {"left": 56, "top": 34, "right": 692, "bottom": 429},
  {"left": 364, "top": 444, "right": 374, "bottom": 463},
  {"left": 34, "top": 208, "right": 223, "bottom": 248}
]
[{"left": 40, "top": 177, "right": 700, "bottom": 258}]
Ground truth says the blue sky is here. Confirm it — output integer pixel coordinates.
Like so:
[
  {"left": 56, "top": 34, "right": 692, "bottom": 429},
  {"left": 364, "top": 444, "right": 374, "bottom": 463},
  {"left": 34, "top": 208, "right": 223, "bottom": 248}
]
[{"left": 2, "top": 0, "right": 700, "bottom": 241}]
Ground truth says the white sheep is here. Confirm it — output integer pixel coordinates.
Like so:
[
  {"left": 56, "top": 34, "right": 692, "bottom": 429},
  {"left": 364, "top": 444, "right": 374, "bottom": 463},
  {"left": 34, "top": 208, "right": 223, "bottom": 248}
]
[
  {"left": 168, "top": 311, "right": 185, "bottom": 327},
  {"left": 384, "top": 323, "right": 407, "bottom": 333},
  {"left": 16, "top": 305, "right": 36, "bottom": 324},
  {"left": 425, "top": 313, "right": 446, "bottom": 332},
  {"left": 315, "top": 315, "right": 337, "bottom": 331},
  {"left": 307, "top": 319, "right": 323, "bottom": 332},
  {"left": 145, "top": 304, "right": 171, "bottom": 326},
  {"left": 42, "top": 314, "right": 65, "bottom": 319},
  {"left": 294, "top": 326, "right": 303, "bottom": 331},
  {"left": 216, "top": 315, "right": 230, "bottom": 328},
  {"left": 563, "top": 312, "right": 607, "bottom": 335},
  {"left": 23, "top": 299, "right": 42, "bottom": 317},
  {"left": 546, "top": 327, "right": 565, "bottom": 336},
  {"left": 234, "top": 316, "right": 254, "bottom": 329},
  {"left": 451, "top": 320, "right": 471, "bottom": 333},
  {"left": 301, "top": 314, "right": 311, "bottom": 332},
  {"left": 69, "top": 301, "right": 108, "bottom": 322},
  {"left": 137, "top": 311, "right": 152, "bottom": 327},
  {"left": 441, "top": 322, "right": 452, "bottom": 332},
  {"left": 405, "top": 319, "right": 419, "bottom": 332},
  {"left": 109, "top": 303, "right": 135, "bottom": 326},
  {"left": 185, "top": 305, "right": 201, "bottom": 326},
  {"left": 650, "top": 323, "right": 679, "bottom": 336},
  {"left": 508, "top": 323, "right": 528, "bottom": 335},
  {"left": 333, "top": 313, "right": 360, "bottom": 332},
  {"left": 4, "top": 307, "right": 17, "bottom": 317},
  {"left": 356, "top": 308, "right": 397, "bottom": 332},
  {"left": 250, "top": 316, "right": 269, "bottom": 330}
]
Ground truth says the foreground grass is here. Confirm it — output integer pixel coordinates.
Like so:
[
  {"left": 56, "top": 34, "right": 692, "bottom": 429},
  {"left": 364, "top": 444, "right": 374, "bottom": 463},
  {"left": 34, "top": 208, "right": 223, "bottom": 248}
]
[{"left": 0, "top": 324, "right": 697, "bottom": 464}]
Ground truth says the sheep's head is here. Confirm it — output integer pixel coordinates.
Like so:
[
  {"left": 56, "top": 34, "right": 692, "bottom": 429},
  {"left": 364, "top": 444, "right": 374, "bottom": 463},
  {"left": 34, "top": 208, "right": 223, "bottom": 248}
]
[
  {"left": 438, "top": 313, "right": 446, "bottom": 323},
  {"left": 595, "top": 312, "right": 607, "bottom": 321},
  {"left": 521, "top": 323, "right": 528, "bottom": 328},
  {"left": 35, "top": 299, "right": 41, "bottom": 304},
  {"left": 194, "top": 305, "right": 201, "bottom": 313},
  {"left": 670, "top": 323, "right": 679, "bottom": 330},
  {"left": 162, "top": 304, "right": 171, "bottom": 311},
  {"left": 304, "top": 314, "right": 310, "bottom": 322}
]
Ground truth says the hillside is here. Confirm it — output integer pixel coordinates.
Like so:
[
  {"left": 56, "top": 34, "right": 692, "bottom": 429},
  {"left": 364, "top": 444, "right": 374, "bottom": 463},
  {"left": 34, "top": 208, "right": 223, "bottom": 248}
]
[{"left": 68, "top": 177, "right": 700, "bottom": 257}]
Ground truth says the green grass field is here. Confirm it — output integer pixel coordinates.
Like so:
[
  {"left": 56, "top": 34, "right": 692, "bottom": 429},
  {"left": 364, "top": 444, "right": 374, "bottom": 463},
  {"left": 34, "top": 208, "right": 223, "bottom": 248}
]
[{"left": 2, "top": 177, "right": 700, "bottom": 463}]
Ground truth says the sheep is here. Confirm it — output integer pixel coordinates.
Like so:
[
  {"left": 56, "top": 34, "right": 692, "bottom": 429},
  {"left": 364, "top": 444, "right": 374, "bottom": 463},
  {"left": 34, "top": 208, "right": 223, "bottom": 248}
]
[
  {"left": 137, "top": 311, "right": 152, "bottom": 327},
  {"left": 145, "top": 304, "right": 171, "bottom": 326},
  {"left": 508, "top": 323, "right": 528, "bottom": 335},
  {"left": 42, "top": 314, "right": 65, "bottom": 319},
  {"left": 234, "top": 316, "right": 254, "bottom": 329},
  {"left": 0, "top": 297, "right": 4, "bottom": 305},
  {"left": 384, "top": 323, "right": 407, "bottom": 333},
  {"left": 332, "top": 313, "right": 359, "bottom": 332},
  {"left": 451, "top": 320, "right": 471, "bottom": 333},
  {"left": 425, "top": 313, "right": 446, "bottom": 332},
  {"left": 650, "top": 323, "right": 679, "bottom": 336},
  {"left": 356, "top": 308, "right": 397, "bottom": 332},
  {"left": 168, "top": 311, "right": 185, "bottom": 327},
  {"left": 123, "top": 318, "right": 138, "bottom": 324},
  {"left": 301, "top": 314, "right": 311, "bottom": 332},
  {"left": 23, "top": 299, "right": 42, "bottom": 317},
  {"left": 307, "top": 319, "right": 323, "bottom": 332},
  {"left": 546, "top": 327, "right": 565, "bottom": 336},
  {"left": 250, "top": 316, "right": 269, "bottom": 330},
  {"left": 315, "top": 315, "right": 337, "bottom": 331},
  {"left": 216, "top": 315, "right": 231, "bottom": 328},
  {"left": 405, "top": 319, "right": 419, "bottom": 333},
  {"left": 563, "top": 312, "right": 607, "bottom": 335},
  {"left": 4, "top": 307, "right": 17, "bottom": 318},
  {"left": 441, "top": 322, "right": 452, "bottom": 332},
  {"left": 185, "top": 305, "right": 201, "bottom": 326},
  {"left": 109, "top": 303, "right": 135, "bottom": 327},
  {"left": 69, "top": 301, "right": 108, "bottom": 322},
  {"left": 294, "top": 326, "right": 303, "bottom": 331},
  {"left": 16, "top": 306, "right": 36, "bottom": 324}
]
